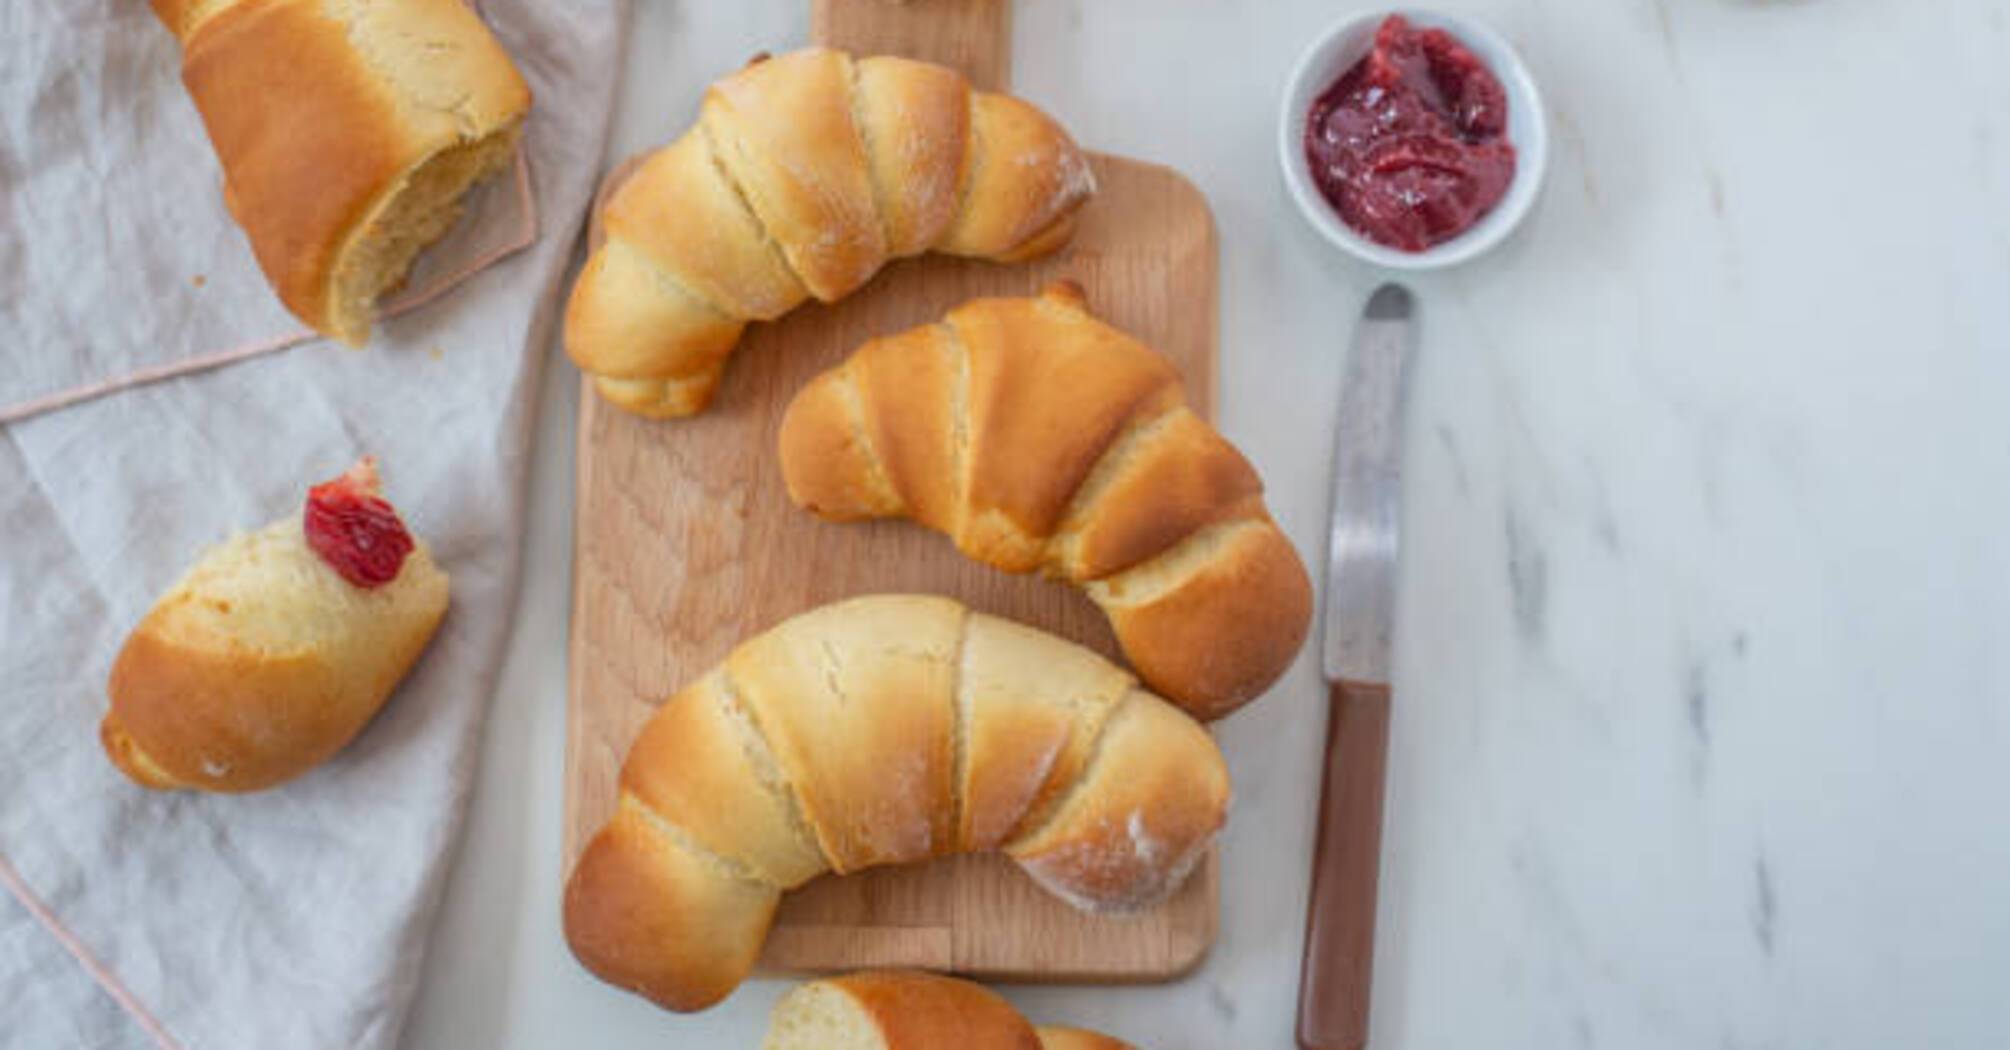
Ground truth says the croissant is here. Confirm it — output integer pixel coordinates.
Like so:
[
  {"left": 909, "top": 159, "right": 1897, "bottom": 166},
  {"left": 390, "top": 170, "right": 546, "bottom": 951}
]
[
  {"left": 151, "top": 0, "right": 531, "bottom": 344},
  {"left": 563, "top": 47, "right": 1096, "bottom": 417},
  {"left": 763, "top": 971, "right": 1036, "bottom": 1050},
  {"left": 762, "top": 971, "right": 1139, "bottom": 1050},
  {"left": 103, "top": 459, "right": 450, "bottom": 792},
  {"left": 778, "top": 284, "right": 1312, "bottom": 721},
  {"left": 562, "top": 595, "right": 1229, "bottom": 1013}
]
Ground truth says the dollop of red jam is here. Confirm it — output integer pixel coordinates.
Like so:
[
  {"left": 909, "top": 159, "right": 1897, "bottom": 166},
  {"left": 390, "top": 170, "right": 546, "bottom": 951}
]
[
  {"left": 1305, "top": 15, "right": 1517, "bottom": 252},
  {"left": 304, "top": 459, "right": 414, "bottom": 589}
]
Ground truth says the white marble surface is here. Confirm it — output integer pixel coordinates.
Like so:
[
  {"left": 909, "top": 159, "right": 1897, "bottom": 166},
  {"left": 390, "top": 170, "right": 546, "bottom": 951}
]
[{"left": 404, "top": 1, "right": 2010, "bottom": 1047}]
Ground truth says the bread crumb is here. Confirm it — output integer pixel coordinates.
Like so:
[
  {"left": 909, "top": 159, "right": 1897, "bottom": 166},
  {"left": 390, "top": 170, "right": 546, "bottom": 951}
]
[
  {"left": 192, "top": 274, "right": 207, "bottom": 289},
  {"left": 428, "top": 345, "right": 444, "bottom": 361}
]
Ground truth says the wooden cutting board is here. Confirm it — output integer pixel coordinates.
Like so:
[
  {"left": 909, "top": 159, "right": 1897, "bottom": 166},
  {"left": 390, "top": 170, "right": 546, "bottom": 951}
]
[{"left": 565, "top": 0, "right": 1220, "bottom": 982}]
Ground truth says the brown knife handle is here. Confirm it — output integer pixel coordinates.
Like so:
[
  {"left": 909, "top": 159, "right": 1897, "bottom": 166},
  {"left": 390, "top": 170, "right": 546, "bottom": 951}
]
[{"left": 1296, "top": 679, "right": 1393, "bottom": 1050}]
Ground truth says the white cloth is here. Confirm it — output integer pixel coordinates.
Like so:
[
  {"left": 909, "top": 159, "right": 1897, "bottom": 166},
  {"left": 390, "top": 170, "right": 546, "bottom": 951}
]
[{"left": 0, "top": 1, "right": 625, "bottom": 1046}]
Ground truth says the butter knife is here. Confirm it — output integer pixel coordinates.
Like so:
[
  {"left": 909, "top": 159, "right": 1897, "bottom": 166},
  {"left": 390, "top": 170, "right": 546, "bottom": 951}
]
[{"left": 1296, "top": 283, "right": 1416, "bottom": 1050}]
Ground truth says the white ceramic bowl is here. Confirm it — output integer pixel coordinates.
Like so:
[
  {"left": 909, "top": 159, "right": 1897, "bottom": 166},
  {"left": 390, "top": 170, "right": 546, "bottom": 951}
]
[{"left": 1278, "top": 9, "right": 1548, "bottom": 270}]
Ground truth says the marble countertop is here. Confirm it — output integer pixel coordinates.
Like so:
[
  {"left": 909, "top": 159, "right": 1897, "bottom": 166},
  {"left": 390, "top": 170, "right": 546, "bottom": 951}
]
[{"left": 403, "top": 1, "right": 2010, "bottom": 1046}]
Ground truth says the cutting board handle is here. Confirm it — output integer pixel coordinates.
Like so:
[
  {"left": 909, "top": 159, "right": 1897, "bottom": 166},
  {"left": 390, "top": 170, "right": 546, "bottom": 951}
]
[{"left": 811, "top": 0, "right": 1012, "bottom": 91}]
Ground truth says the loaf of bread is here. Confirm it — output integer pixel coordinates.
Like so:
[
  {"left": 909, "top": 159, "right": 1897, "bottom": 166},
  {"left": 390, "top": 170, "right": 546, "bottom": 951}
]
[
  {"left": 151, "top": 0, "right": 532, "bottom": 344},
  {"left": 762, "top": 971, "right": 1140, "bottom": 1050},
  {"left": 778, "top": 283, "right": 1311, "bottom": 721},
  {"left": 562, "top": 595, "right": 1228, "bottom": 1013},
  {"left": 763, "top": 971, "right": 1038, "bottom": 1050},
  {"left": 564, "top": 46, "right": 1095, "bottom": 417},
  {"left": 103, "top": 459, "right": 450, "bottom": 792}
]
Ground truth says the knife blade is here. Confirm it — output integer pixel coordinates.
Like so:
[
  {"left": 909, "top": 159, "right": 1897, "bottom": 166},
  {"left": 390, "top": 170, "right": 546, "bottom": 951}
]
[{"left": 1297, "top": 283, "right": 1416, "bottom": 1050}]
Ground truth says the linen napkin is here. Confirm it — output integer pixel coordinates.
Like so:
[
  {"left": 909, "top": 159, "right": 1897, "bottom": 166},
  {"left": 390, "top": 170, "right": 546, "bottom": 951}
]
[{"left": 0, "top": 1, "right": 625, "bottom": 1046}]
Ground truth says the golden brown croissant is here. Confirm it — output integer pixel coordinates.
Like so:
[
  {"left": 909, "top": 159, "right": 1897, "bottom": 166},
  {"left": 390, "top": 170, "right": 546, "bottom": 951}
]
[
  {"left": 761, "top": 971, "right": 1139, "bottom": 1050},
  {"left": 778, "top": 284, "right": 1311, "bottom": 721},
  {"left": 562, "top": 596, "right": 1228, "bottom": 1013},
  {"left": 151, "top": 0, "right": 531, "bottom": 344},
  {"left": 563, "top": 47, "right": 1096, "bottom": 417},
  {"left": 103, "top": 459, "right": 450, "bottom": 792}
]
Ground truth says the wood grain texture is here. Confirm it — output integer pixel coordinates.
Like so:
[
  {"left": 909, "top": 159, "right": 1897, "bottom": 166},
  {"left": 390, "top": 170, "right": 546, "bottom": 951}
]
[
  {"left": 565, "top": 1, "right": 1221, "bottom": 983},
  {"left": 811, "top": 0, "right": 1011, "bottom": 91}
]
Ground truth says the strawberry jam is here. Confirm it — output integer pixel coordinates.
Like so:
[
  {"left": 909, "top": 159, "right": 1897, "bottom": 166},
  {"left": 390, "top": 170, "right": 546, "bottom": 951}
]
[
  {"left": 1305, "top": 15, "right": 1517, "bottom": 251},
  {"left": 304, "top": 459, "right": 414, "bottom": 589}
]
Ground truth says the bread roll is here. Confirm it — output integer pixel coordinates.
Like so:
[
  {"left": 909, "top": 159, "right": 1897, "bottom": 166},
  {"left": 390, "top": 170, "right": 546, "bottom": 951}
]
[
  {"left": 102, "top": 459, "right": 449, "bottom": 792},
  {"left": 762, "top": 971, "right": 1039, "bottom": 1050},
  {"left": 151, "top": 0, "right": 532, "bottom": 344},
  {"left": 562, "top": 596, "right": 1229, "bottom": 1013},
  {"left": 778, "top": 283, "right": 1311, "bottom": 720},
  {"left": 564, "top": 47, "right": 1095, "bottom": 417}
]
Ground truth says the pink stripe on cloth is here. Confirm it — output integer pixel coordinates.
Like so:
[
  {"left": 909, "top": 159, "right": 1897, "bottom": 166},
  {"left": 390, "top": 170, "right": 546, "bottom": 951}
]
[
  {"left": 0, "top": 850, "right": 187, "bottom": 1050},
  {"left": 0, "top": 144, "right": 539, "bottom": 429}
]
